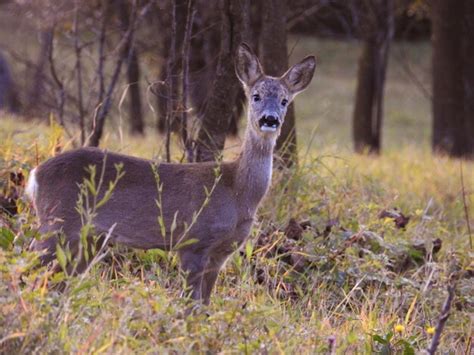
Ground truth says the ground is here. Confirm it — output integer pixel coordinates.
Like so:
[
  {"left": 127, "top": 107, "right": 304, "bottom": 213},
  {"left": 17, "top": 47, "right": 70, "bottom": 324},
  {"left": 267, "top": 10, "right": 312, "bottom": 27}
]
[{"left": 0, "top": 37, "right": 472, "bottom": 353}]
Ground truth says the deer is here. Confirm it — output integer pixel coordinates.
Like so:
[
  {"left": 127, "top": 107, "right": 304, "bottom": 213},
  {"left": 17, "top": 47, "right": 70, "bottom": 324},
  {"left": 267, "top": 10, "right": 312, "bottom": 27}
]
[{"left": 26, "top": 43, "right": 316, "bottom": 305}]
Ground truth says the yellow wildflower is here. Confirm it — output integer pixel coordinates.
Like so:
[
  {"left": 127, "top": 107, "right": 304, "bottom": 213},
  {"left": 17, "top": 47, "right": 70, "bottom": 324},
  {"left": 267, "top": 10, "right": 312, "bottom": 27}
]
[
  {"left": 426, "top": 326, "right": 436, "bottom": 335},
  {"left": 394, "top": 324, "right": 405, "bottom": 333}
]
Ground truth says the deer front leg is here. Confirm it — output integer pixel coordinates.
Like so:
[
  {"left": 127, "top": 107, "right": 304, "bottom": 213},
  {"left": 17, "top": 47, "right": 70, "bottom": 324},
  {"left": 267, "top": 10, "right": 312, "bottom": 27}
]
[
  {"left": 201, "top": 254, "right": 228, "bottom": 305},
  {"left": 179, "top": 249, "right": 209, "bottom": 302}
]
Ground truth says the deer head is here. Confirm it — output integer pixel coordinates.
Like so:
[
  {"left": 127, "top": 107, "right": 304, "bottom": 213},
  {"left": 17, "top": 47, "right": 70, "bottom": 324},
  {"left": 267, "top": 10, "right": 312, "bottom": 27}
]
[{"left": 235, "top": 43, "right": 316, "bottom": 140}]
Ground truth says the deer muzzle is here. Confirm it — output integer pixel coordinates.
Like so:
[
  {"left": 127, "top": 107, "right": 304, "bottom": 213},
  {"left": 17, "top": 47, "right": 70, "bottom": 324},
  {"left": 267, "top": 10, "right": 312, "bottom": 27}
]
[{"left": 259, "top": 115, "right": 280, "bottom": 132}]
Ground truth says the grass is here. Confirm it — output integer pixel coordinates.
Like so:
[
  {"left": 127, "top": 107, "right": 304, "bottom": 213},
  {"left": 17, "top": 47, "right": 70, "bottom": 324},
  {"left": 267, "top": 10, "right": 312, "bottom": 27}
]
[
  {"left": 0, "top": 113, "right": 472, "bottom": 353},
  {"left": 0, "top": 35, "right": 473, "bottom": 353}
]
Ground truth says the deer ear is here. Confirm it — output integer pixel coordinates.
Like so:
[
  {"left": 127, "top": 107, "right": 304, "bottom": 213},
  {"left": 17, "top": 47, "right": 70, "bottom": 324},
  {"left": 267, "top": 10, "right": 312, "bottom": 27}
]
[
  {"left": 282, "top": 56, "right": 316, "bottom": 96},
  {"left": 235, "top": 43, "right": 263, "bottom": 87}
]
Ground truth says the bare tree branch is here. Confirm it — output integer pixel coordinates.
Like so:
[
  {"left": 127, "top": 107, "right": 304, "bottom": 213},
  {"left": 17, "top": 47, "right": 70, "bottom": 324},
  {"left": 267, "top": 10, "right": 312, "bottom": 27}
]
[
  {"left": 97, "top": 0, "right": 111, "bottom": 106},
  {"left": 73, "top": 0, "right": 86, "bottom": 145},
  {"left": 164, "top": 0, "right": 178, "bottom": 162},
  {"left": 46, "top": 26, "right": 74, "bottom": 140},
  {"left": 88, "top": 0, "right": 140, "bottom": 147},
  {"left": 426, "top": 283, "right": 456, "bottom": 355},
  {"left": 460, "top": 161, "right": 473, "bottom": 250},
  {"left": 181, "top": 0, "right": 195, "bottom": 162},
  {"left": 393, "top": 45, "right": 432, "bottom": 101}
]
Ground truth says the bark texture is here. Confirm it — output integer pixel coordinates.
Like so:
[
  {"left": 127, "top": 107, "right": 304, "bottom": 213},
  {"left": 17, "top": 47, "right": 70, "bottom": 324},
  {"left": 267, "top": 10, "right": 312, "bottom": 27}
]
[
  {"left": 127, "top": 50, "right": 144, "bottom": 135},
  {"left": 432, "top": 0, "right": 474, "bottom": 157},
  {"left": 0, "top": 51, "right": 20, "bottom": 113},
  {"left": 260, "top": 0, "right": 297, "bottom": 166},
  {"left": 352, "top": 0, "right": 394, "bottom": 154},
  {"left": 118, "top": 0, "right": 144, "bottom": 135},
  {"left": 194, "top": 0, "right": 245, "bottom": 162}
]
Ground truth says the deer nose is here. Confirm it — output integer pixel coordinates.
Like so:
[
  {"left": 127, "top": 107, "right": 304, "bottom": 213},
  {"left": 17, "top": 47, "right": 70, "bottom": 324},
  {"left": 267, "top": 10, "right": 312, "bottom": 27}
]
[
  {"left": 265, "top": 115, "right": 278, "bottom": 123},
  {"left": 258, "top": 114, "right": 280, "bottom": 132}
]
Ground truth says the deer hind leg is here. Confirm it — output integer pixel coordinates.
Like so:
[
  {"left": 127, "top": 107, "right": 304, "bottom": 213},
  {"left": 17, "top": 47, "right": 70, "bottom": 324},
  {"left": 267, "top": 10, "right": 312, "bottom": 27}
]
[
  {"left": 31, "top": 221, "right": 98, "bottom": 274},
  {"left": 30, "top": 225, "right": 60, "bottom": 266},
  {"left": 179, "top": 248, "right": 210, "bottom": 302}
]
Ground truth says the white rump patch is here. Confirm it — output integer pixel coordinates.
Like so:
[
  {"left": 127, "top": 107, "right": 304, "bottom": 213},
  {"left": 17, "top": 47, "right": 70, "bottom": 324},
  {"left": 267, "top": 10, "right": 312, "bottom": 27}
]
[{"left": 25, "top": 168, "right": 38, "bottom": 201}]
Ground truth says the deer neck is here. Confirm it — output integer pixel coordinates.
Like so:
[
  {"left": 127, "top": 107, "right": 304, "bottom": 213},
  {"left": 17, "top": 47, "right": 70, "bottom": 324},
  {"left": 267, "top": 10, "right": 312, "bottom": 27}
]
[{"left": 235, "top": 125, "right": 276, "bottom": 210}]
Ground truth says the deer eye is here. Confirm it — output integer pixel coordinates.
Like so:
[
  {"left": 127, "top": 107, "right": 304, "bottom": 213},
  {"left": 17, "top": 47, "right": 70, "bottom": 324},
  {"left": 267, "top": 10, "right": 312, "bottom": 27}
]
[
  {"left": 252, "top": 94, "right": 261, "bottom": 102},
  {"left": 281, "top": 99, "right": 288, "bottom": 107}
]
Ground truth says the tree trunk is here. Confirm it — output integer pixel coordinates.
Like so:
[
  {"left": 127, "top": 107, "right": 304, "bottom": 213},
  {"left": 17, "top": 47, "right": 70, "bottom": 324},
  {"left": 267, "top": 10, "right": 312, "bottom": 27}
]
[
  {"left": 194, "top": 0, "right": 245, "bottom": 162},
  {"left": 432, "top": 0, "right": 474, "bottom": 158},
  {"left": 187, "top": 4, "right": 243, "bottom": 140},
  {"left": 117, "top": 0, "right": 144, "bottom": 135},
  {"left": 260, "top": 0, "right": 297, "bottom": 167},
  {"left": 432, "top": 0, "right": 464, "bottom": 156},
  {"left": 26, "top": 30, "right": 51, "bottom": 115},
  {"left": 352, "top": 0, "right": 394, "bottom": 154},
  {"left": 127, "top": 49, "right": 144, "bottom": 135},
  {"left": 0, "top": 51, "right": 20, "bottom": 113},
  {"left": 463, "top": 0, "right": 474, "bottom": 156},
  {"left": 353, "top": 39, "right": 379, "bottom": 153}
]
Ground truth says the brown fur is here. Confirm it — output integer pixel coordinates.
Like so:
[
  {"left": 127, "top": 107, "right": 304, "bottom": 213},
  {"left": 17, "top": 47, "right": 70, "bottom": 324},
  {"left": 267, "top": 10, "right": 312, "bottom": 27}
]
[{"left": 29, "top": 43, "right": 316, "bottom": 304}]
